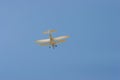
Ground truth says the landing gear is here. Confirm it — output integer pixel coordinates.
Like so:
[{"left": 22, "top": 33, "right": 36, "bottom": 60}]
[
  {"left": 55, "top": 45, "right": 57, "bottom": 47},
  {"left": 49, "top": 45, "right": 57, "bottom": 49}
]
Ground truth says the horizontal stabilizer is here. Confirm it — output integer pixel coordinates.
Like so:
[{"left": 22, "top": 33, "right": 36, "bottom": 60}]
[{"left": 43, "top": 30, "right": 57, "bottom": 34}]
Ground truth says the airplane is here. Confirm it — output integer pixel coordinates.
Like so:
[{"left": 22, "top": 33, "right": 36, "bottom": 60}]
[{"left": 35, "top": 30, "right": 70, "bottom": 49}]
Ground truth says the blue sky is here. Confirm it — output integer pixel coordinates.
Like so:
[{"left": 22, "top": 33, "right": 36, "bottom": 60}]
[{"left": 0, "top": 0, "right": 120, "bottom": 80}]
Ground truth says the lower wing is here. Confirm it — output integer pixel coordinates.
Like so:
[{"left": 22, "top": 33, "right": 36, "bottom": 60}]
[
  {"left": 54, "top": 36, "right": 69, "bottom": 44},
  {"left": 35, "top": 39, "right": 50, "bottom": 46},
  {"left": 55, "top": 39, "right": 66, "bottom": 44},
  {"left": 54, "top": 36, "right": 69, "bottom": 40}
]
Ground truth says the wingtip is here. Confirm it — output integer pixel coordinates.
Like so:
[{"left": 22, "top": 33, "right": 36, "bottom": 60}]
[
  {"left": 66, "top": 36, "right": 70, "bottom": 38},
  {"left": 35, "top": 40, "right": 39, "bottom": 43}
]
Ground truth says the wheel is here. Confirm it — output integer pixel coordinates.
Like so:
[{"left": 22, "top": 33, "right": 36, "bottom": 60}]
[{"left": 55, "top": 45, "right": 57, "bottom": 47}]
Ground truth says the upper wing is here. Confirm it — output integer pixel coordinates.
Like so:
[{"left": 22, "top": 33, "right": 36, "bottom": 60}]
[
  {"left": 35, "top": 39, "right": 50, "bottom": 46},
  {"left": 54, "top": 36, "right": 69, "bottom": 44}
]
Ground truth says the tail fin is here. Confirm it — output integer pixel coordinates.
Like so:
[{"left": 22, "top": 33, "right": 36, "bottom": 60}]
[{"left": 43, "top": 30, "right": 57, "bottom": 34}]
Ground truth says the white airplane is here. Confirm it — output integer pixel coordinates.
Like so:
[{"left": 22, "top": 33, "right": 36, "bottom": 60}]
[{"left": 35, "top": 30, "right": 70, "bottom": 49}]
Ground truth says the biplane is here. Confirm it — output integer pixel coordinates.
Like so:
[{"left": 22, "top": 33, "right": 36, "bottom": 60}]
[{"left": 35, "top": 30, "right": 69, "bottom": 49}]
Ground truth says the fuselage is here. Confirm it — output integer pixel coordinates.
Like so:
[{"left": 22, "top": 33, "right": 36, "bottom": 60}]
[{"left": 49, "top": 33, "right": 56, "bottom": 48}]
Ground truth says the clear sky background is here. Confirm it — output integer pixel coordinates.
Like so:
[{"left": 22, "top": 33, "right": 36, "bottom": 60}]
[{"left": 0, "top": 0, "right": 120, "bottom": 80}]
